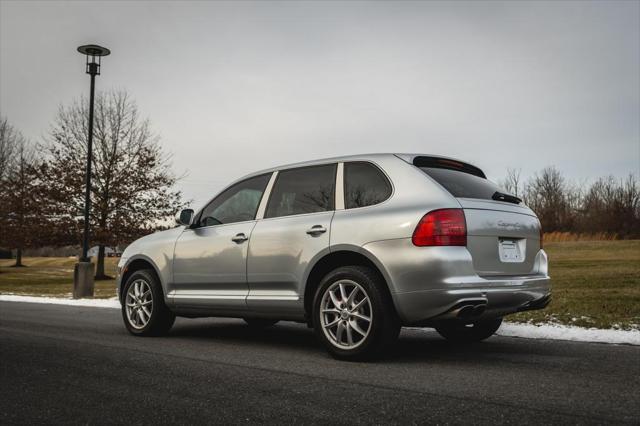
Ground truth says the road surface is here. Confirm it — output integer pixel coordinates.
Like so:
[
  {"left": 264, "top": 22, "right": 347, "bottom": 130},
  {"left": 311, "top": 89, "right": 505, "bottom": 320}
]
[{"left": 1, "top": 301, "right": 638, "bottom": 424}]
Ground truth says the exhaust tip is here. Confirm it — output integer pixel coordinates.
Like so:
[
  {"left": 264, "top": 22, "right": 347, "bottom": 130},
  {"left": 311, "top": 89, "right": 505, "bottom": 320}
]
[
  {"left": 458, "top": 305, "right": 475, "bottom": 318},
  {"left": 473, "top": 304, "right": 487, "bottom": 316}
]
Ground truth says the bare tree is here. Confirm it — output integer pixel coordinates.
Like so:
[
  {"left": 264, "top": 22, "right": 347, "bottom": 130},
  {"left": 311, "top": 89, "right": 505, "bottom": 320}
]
[
  {"left": 579, "top": 174, "right": 639, "bottom": 237},
  {"left": 0, "top": 117, "right": 20, "bottom": 183},
  {"left": 621, "top": 174, "right": 640, "bottom": 237},
  {"left": 500, "top": 168, "right": 522, "bottom": 197},
  {"left": 0, "top": 133, "right": 43, "bottom": 267},
  {"left": 523, "top": 166, "right": 576, "bottom": 232},
  {"left": 0, "top": 117, "right": 20, "bottom": 255},
  {"left": 41, "top": 90, "right": 184, "bottom": 279}
]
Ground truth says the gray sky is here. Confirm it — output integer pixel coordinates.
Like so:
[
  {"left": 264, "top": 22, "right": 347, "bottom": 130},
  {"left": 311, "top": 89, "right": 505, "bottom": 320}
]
[{"left": 1, "top": 0, "right": 639, "bottom": 209}]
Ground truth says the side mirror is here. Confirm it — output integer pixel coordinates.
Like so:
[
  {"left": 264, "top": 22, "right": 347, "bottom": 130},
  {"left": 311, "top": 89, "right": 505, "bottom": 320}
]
[{"left": 176, "top": 209, "right": 194, "bottom": 227}]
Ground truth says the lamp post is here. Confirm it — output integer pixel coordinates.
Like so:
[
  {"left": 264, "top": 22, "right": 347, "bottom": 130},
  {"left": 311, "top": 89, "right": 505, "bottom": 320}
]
[{"left": 73, "top": 44, "right": 110, "bottom": 299}]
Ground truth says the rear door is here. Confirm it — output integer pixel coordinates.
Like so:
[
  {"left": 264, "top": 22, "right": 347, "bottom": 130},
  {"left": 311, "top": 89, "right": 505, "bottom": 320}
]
[
  {"left": 417, "top": 163, "right": 542, "bottom": 276},
  {"left": 247, "top": 164, "right": 337, "bottom": 315}
]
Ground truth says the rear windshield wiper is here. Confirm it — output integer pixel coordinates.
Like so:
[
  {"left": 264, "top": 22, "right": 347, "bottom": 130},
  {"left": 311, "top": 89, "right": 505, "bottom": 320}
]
[{"left": 492, "top": 191, "right": 522, "bottom": 204}]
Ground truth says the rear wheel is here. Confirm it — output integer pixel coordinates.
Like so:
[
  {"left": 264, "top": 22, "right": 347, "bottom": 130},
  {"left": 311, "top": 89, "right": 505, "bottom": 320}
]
[
  {"left": 435, "top": 318, "right": 503, "bottom": 343},
  {"left": 121, "top": 269, "right": 175, "bottom": 336},
  {"left": 313, "top": 266, "right": 400, "bottom": 361},
  {"left": 243, "top": 318, "right": 279, "bottom": 327}
]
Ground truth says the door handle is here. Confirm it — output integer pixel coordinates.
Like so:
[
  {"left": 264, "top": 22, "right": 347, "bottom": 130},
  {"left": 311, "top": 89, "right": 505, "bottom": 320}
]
[
  {"left": 306, "top": 225, "right": 327, "bottom": 236},
  {"left": 231, "top": 233, "right": 249, "bottom": 243}
]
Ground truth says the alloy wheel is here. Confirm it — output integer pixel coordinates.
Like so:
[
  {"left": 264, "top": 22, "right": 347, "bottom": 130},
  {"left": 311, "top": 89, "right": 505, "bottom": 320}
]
[
  {"left": 125, "top": 279, "right": 153, "bottom": 329},
  {"left": 320, "top": 279, "right": 372, "bottom": 349}
]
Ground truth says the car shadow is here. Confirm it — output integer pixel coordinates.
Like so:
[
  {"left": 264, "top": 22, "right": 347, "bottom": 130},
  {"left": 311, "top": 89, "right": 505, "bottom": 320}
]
[
  {"left": 164, "top": 317, "right": 558, "bottom": 364},
  {"left": 168, "top": 318, "right": 320, "bottom": 350}
]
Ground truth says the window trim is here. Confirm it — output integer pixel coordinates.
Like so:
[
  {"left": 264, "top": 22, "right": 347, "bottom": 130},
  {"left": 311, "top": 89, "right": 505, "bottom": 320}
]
[
  {"left": 262, "top": 163, "right": 338, "bottom": 220},
  {"left": 255, "top": 171, "right": 278, "bottom": 220},
  {"left": 342, "top": 160, "right": 394, "bottom": 210},
  {"left": 191, "top": 172, "right": 273, "bottom": 229},
  {"left": 335, "top": 162, "right": 345, "bottom": 210}
]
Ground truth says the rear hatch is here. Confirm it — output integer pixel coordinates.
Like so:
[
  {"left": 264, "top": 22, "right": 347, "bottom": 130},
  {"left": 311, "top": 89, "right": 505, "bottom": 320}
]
[{"left": 412, "top": 156, "right": 542, "bottom": 277}]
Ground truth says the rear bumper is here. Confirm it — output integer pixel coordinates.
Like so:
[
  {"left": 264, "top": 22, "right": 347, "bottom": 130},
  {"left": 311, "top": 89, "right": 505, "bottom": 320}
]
[
  {"left": 393, "top": 276, "right": 551, "bottom": 325},
  {"left": 362, "top": 238, "right": 551, "bottom": 325}
]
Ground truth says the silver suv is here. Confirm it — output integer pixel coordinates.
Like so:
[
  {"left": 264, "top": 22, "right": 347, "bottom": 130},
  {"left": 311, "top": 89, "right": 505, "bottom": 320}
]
[{"left": 117, "top": 154, "right": 550, "bottom": 360}]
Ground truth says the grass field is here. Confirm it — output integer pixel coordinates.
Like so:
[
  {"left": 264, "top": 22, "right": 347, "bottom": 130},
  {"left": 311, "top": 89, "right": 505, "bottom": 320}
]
[
  {"left": 0, "top": 257, "right": 119, "bottom": 298},
  {"left": 1, "top": 241, "right": 639, "bottom": 329},
  {"left": 510, "top": 240, "right": 640, "bottom": 330}
]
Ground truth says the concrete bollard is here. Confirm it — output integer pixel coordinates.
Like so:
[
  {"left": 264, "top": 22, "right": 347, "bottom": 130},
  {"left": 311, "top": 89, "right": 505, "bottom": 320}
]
[{"left": 73, "top": 261, "right": 95, "bottom": 299}]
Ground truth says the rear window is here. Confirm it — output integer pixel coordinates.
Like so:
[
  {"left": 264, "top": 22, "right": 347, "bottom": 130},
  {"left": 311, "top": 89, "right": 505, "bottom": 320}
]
[
  {"left": 418, "top": 167, "right": 503, "bottom": 200},
  {"left": 344, "top": 162, "right": 392, "bottom": 209}
]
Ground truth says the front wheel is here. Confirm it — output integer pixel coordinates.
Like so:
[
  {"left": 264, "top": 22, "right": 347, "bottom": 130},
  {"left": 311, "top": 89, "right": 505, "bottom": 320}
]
[
  {"left": 435, "top": 318, "right": 503, "bottom": 343},
  {"left": 121, "top": 269, "right": 175, "bottom": 336},
  {"left": 313, "top": 266, "right": 400, "bottom": 361}
]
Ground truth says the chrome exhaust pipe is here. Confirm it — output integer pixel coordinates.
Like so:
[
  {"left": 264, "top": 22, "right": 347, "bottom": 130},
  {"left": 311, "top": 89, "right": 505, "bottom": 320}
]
[
  {"left": 438, "top": 299, "right": 489, "bottom": 320},
  {"left": 456, "top": 303, "right": 487, "bottom": 319},
  {"left": 457, "top": 305, "right": 476, "bottom": 318},
  {"left": 473, "top": 304, "right": 487, "bottom": 316}
]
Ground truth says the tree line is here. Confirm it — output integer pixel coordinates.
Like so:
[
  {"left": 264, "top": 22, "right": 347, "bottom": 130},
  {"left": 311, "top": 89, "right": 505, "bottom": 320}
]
[
  {"left": 0, "top": 90, "right": 183, "bottom": 278},
  {"left": 500, "top": 167, "right": 639, "bottom": 238}
]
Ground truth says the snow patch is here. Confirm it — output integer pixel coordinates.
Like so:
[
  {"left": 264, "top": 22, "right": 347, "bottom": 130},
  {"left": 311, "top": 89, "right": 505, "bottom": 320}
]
[
  {"left": 0, "top": 294, "right": 120, "bottom": 309},
  {"left": 2, "top": 294, "right": 639, "bottom": 346},
  {"left": 497, "top": 322, "right": 640, "bottom": 346}
]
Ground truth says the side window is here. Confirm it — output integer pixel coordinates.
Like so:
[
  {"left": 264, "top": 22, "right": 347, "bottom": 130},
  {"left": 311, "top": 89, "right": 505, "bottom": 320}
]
[
  {"left": 197, "top": 173, "right": 271, "bottom": 227},
  {"left": 265, "top": 164, "right": 337, "bottom": 218},
  {"left": 344, "top": 162, "right": 392, "bottom": 209}
]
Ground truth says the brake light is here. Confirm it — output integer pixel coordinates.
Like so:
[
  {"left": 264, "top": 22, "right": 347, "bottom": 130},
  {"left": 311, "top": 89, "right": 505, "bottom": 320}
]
[{"left": 412, "top": 209, "right": 467, "bottom": 246}]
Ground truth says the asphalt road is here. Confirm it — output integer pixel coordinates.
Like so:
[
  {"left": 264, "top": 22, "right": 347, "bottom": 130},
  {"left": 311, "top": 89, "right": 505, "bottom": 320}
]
[{"left": 1, "top": 301, "right": 638, "bottom": 425}]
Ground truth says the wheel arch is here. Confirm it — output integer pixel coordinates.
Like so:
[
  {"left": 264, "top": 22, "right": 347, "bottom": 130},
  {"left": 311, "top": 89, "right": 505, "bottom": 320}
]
[
  {"left": 119, "top": 256, "right": 164, "bottom": 303},
  {"left": 303, "top": 246, "right": 396, "bottom": 320}
]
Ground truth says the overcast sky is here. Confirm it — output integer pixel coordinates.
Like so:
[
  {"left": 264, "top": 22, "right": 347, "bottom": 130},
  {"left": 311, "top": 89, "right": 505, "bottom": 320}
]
[{"left": 1, "top": 0, "right": 638, "bottom": 209}]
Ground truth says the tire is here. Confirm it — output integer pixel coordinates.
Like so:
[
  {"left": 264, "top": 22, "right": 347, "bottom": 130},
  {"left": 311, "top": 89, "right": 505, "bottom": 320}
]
[
  {"left": 121, "top": 269, "right": 175, "bottom": 336},
  {"left": 312, "top": 266, "right": 400, "bottom": 361},
  {"left": 243, "top": 318, "right": 279, "bottom": 327},
  {"left": 435, "top": 318, "right": 503, "bottom": 343}
]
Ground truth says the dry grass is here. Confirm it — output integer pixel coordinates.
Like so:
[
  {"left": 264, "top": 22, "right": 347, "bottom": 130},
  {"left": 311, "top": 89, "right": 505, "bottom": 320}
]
[
  {"left": 543, "top": 231, "right": 619, "bottom": 242},
  {"left": 511, "top": 240, "right": 640, "bottom": 330},
  {"left": 0, "top": 257, "right": 118, "bottom": 298}
]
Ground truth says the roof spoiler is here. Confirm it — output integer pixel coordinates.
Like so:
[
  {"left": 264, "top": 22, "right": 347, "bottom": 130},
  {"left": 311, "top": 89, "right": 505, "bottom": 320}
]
[{"left": 412, "top": 156, "right": 486, "bottom": 179}]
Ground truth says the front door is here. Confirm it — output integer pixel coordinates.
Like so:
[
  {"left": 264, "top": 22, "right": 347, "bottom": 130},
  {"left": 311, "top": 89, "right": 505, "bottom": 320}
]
[
  {"left": 172, "top": 173, "right": 272, "bottom": 309},
  {"left": 247, "top": 164, "right": 337, "bottom": 315}
]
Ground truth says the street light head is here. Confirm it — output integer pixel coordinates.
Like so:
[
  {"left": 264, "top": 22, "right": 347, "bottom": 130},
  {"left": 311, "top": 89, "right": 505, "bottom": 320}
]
[
  {"left": 77, "top": 44, "right": 110, "bottom": 76},
  {"left": 77, "top": 44, "right": 111, "bottom": 57}
]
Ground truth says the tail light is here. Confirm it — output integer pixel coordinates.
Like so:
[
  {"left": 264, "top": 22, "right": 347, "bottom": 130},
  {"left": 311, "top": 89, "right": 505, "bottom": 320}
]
[{"left": 412, "top": 209, "right": 467, "bottom": 246}]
